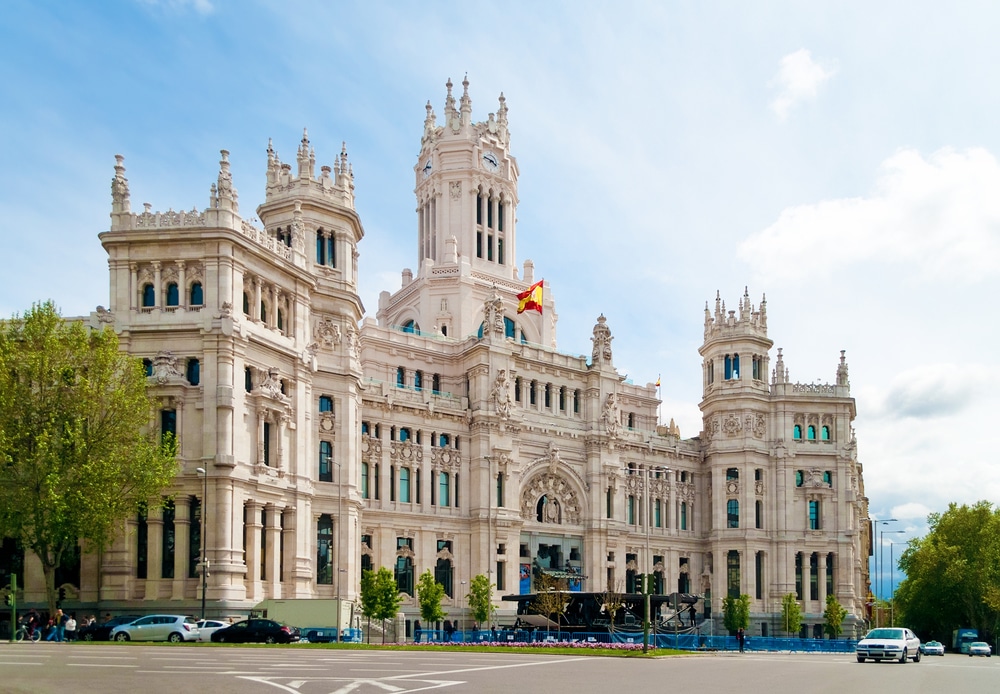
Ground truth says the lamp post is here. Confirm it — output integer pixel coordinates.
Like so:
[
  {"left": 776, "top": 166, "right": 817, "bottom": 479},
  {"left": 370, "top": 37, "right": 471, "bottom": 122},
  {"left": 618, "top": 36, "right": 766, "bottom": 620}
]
[
  {"left": 335, "top": 459, "right": 343, "bottom": 643},
  {"left": 872, "top": 518, "right": 897, "bottom": 626},
  {"left": 196, "top": 467, "right": 208, "bottom": 623},
  {"left": 883, "top": 532, "right": 905, "bottom": 626},
  {"left": 625, "top": 462, "right": 667, "bottom": 654},
  {"left": 460, "top": 579, "right": 468, "bottom": 637},
  {"left": 889, "top": 541, "right": 905, "bottom": 627}
]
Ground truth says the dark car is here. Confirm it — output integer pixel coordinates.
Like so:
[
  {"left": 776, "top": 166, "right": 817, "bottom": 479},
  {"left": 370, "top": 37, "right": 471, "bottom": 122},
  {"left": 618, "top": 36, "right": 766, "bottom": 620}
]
[
  {"left": 302, "top": 627, "right": 339, "bottom": 643},
  {"left": 77, "top": 615, "right": 142, "bottom": 642},
  {"left": 211, "top": 618, "right": 299, "bottom": 644}
]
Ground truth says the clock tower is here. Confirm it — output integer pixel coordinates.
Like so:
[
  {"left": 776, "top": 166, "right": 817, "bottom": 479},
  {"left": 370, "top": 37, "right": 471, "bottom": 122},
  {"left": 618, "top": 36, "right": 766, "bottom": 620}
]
[{"left": 376, "top": 77, "right": 554, "bottom": 345}]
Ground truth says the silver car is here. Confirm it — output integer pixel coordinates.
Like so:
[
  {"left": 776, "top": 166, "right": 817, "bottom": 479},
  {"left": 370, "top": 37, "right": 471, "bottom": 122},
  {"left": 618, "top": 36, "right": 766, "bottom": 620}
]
[
  {"left": 968, "top": 641, "right": 992, "bottom": 657},
  {"left": 110, "top": 614, "right": 200, "bottom": 642},
  {"left": 856, "top": 627, "right": 922, "bottom": 663}
]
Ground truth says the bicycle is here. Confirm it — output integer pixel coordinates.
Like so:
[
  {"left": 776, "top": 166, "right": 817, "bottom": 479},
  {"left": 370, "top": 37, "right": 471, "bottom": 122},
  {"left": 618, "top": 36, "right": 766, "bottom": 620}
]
[{"left": 15, "top": 625, "right": 41, "bottom": 642}]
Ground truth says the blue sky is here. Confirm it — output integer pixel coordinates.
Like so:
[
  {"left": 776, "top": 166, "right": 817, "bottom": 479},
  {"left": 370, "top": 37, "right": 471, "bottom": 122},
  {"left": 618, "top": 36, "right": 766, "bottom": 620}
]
[{"left": 4, "top": 1, "right": 1000, "bottom": 595}]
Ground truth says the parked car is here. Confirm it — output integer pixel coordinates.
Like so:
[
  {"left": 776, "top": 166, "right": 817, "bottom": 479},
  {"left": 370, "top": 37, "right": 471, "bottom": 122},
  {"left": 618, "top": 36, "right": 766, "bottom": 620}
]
[
  {"left": 301, "top": 627, "right": 339, "bottom": 643},
  {"left": 920, "top": 640, "right": 945, "bottom": 656},
  {"left": 968, "top": 641, "right": 992, "bottom": 657},
  {"left": 110, "top": 614, "right": 200, "bottom": 642},
  {"left": 196, "top": 619, "right": 229, "bottom": 642},
  {"left": 856, "top": 627, "right": 922, "bottom": 663},
  {"left": 77, "top": 615, "right": 142, "bottom": 642},
  {"left": 211, "top": 618, "right": 299, "bottom": 644}
]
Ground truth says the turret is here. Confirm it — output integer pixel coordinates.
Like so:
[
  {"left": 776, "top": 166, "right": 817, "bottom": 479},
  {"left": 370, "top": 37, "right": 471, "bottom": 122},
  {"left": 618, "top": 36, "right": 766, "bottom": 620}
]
[{"left": 699, "top": 288, "right": 773, "bottom": 398}]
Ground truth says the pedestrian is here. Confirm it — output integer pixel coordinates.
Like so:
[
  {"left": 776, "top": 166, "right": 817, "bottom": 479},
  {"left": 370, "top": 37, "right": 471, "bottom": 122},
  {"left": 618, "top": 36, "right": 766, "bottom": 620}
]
[
  {"left": 737, "top": 627, "right": 745, "bottom": 653},
  {"left": 688, "top": 605, "right": 696, "bottom": 627},
  {"left": 65, "top": 613, "right": 77, "bottom": 642},
  {"left": 491, "top": 625, "right": 497, "bottom": 642},
  {"left": 413, "top": 619, "right": 421, "bottom": 643}
]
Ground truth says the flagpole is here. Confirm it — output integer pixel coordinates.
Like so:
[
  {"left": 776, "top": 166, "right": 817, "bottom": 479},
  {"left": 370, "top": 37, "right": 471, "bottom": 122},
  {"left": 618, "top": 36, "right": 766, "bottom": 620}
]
[{"left": 656, "top": 374, "right": 661, "bottom": 426}]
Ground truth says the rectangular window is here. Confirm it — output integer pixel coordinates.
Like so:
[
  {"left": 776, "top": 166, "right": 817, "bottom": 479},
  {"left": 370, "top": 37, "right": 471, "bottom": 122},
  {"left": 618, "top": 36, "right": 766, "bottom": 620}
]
[
  {"left": 498, "top": 238, "right": 504, "bottom": 265},
  {"left": 136, "top": 505, "right": 148, "bottom": 579},
  {"left": 189, "top": 497, "right": 201, "bottom": 579},
  {"left": 810, "top": 553, "right": 819, "bottom": 600},
  {"left": 655, "top": 499, "right": 662, "bottom": 528},
  {"left": 795, "top": 553, "right": 803, "bottom": 600},
  {"left": 316, "top": 515, "right": 333, "bottom": 584},
  {"left": 496, "top": 562, "right": 505, "bottom": 590},
  {"left": 627, "top": 495, "right": 636, "bottom": 525},
  {"left": 439, "top": 472, "right": 449, "bottom": 507},
  {"left": 319, "top": 396, "right": 333, "bottom": 412},
  {"left": 606, "top": 487, "right": 613, "bottom": 519},
  {"left": 361, "top": 535, "right": 373, "bottom": 574},
  {"left": 755, "top": 499, "right": 763, "bottom": 529},
  {"left": 487, "top": 235, "right": 493, "bottom": 261},
  {"left": 161, "top": 409, "right": 176, "bottom": 445},
  {"left": 414, "top": 371, "right": 423, "bottom": 392},
  {"left": 826, "top": 553, "right": 835, "bottom": 597},
  {"left": 263, "top": 422, "right": 271, "bottom": 466},
  {"left": 374, "top": 464, "right": 380, "bottom": 500},
  {"left": 809, "top": 500, "right": 821, "bottom": 530},
  {"left": 755, "top": 551, "right": 763, "bottom": 600},
  {"left": 161, "top": 500, "right": 175, "bottom": 579},
  {"left": 680, "top": 502, "right": 688, "bottom": 530},
  {"left": 361, "top": 462, "right": 369, "bottom": 499},
  {"left": 476, "top": 231, "right": 483, "bottom": 258},
  {"left": 319, "top": 441, "right": 333, "bottom": 482},
  {"left": 390, "top": 465, "right": 396, "bottom": 502},
  {"left": 496, "top": 472, "right": 504, "bottom": 508},
  {"left": 400, "top": 467, "right": 411, "bottom": 503}
]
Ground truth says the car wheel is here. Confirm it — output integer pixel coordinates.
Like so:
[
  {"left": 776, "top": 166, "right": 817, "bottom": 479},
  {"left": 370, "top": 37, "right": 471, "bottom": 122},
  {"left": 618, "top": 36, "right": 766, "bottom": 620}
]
[
  {"left": 899, "top": 648, "right": 907, "bottom": 663},
  {"left": 215, "top": 635, "right": 225, "bottom": 643},
  {"left": 168, "top": 632, "right": 183, "bottom": 643},
  {"left": 82, "top": 633, "right": 94, "bottom": 642},
  {"left": 857, "top": 656, "right": 865, "bottom": 663},
  {"left": 114, "top": 633, "right": 130, "bottom": 642},
  {"left": 265, "top": 635, "right": 277, "bottom": 644},
  {"left": 914, "top": 650, "right": 921, "bottom": 663}
]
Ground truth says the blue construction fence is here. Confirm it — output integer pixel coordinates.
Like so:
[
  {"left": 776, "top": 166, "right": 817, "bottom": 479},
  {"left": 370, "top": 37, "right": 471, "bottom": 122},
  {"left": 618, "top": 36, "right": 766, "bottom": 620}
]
[{"left": 416, "top": 629, "right": 858, "bottom": 653}]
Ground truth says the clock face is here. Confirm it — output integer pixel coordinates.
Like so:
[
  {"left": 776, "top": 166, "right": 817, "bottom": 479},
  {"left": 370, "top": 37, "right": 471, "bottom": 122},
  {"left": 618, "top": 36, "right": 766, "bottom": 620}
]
[
  {"left": 482, "top": 151, "right": 500, "bottom": 172},
  {"left": 422, "top": 159, "right": 432, "bottom": 177}
]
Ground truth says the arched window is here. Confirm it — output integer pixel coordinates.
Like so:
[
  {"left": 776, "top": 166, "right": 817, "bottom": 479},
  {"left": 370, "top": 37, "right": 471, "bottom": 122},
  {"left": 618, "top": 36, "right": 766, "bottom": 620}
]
[
  {"left": 414, "top": 371, "right": 423, "bottom": 392},
  {"left": 166, "top": 283, "right": 179, "bottom": 306},
  {"left": 396, "top": 367, "right": 405, "bottom": 388},
  {"left": 142, "top": 284, "right": 155, "bottom": 307},
  {"left": 807, "top": 425, "right": 816, "bottom": 440},
  {"left": 401, "top": 319, "right": 417, "bottom": 334},
  {"left": 277, "top": 309, "right": 284, "bottom": 332},
  {"left": 821, "top": 425, "right": 831, "bottom": 441},
  {"left": 319, "top": 441, "right": 333, "bottom": 482},
  {"left": 435, "top": 540, "right": 454, "bottom": 597},
  {"left": 186, "top": 358, "right": 200, "bottom": 386},
  {"left": 795, "top": 470, "right": 804, "bottom": 487},
  {"left": 395, "top": 553, "right": 414, "bottom": 596},
  {"left": 316, "top": 515, "right": 333, "bottom": 584},
  {"left": 319, "top": 395, "right": 333, "bottom": 412},
  {"left": 190, "top": 282, "right": 203, "bottom": 306},
  {"left": 727, "top": 499, "right": 739, "bottom": 528},
  {"left": 793, "top": 424, "right": 802, "bottom": 440}
]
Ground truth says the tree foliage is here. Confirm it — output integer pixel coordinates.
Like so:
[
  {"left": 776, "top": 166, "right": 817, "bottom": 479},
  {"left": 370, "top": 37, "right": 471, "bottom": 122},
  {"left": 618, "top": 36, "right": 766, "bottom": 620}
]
[
  {"left": 466, "top": 573, "right": 494, "bottom": 627},
  {"left": 532, "top": 573, "right": 571, "bottom": 635},
  {"left": 895, "top": 501, "right": 1000, "bottom": 643},
  {"left": 600, "top": 579, "right": 626, "bottom": 633},
  {"left": 359, "top": 567, "right": 403, "bottom": 644},
  {"left": 0, "top": 302, "right": 178, "bottom": 616},
  {"left": 781, "top": 593, "right": 802, "bottom": 636},
  {"left": 722, "top": 593, "right": 751, "bottom": 633},
  {"left": 416, "top": 569, "right": 445, "bottom": 624},
  {"left": 824, "top": 594, "right": 848, "bottom": 638}
]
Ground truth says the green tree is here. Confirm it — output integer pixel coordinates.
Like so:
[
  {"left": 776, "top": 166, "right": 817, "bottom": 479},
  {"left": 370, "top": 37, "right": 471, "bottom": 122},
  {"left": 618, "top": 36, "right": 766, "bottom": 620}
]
[
  {"left": 372, "top": 566, "right": 403, "bottom": 644},
  {"left": 781, "top": 593, "right": 802, "bottom": 636},
  {"left": 600, "top": 579, "right": 626, "bottom": 634},
  {"left": 532, "top": 573, "right": 571, "bottom": 636},
  {"left": 466, "top": 573, "right": 494, "bottom": 628},
  {"left": 359, "top": 568, "right": 379, "bottom": 643},
  {"left": 0, "top": 302, "right": 178, "bottom": 617},
  {"left": 895, "top": 501, "right": 1000, "bottom": 644},
  {"left": 416, "top": 569, "right": 445, "bottom": 627},
  {"left": 722, "top": 594, "right": 751, "bottom": 633},
  {"left": 823, "top": 594, "right": 848, "bottom": 638}
]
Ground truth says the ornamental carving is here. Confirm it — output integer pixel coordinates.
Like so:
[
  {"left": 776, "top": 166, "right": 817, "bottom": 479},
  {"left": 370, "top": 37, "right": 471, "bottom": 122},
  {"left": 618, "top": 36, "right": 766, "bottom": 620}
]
[
  {"left": 314, "top": 316, "right": 342, "bottom": 348},
  {"left": 482, "top": 289, "right": 505, "bottom": 338},
  {"left": 602, "top": 393, "right": 621, "bottom": 437},
  {"left": 449, "top": 181, "right": 462, "bottom": 199},
  {"left": 318, "top": 412, "right": 335, "bottom": 433},
  {"left": 253, "top": 367, "right": 291, "bottom": 405},
  {"left": 726, "top": 480, "right": 740, "bottom": 496},
  {"left": 95, "top": 306, "right": 115, "bottom": 324},
  {"left": 151, "top": 351, "right": 184, "bottom": 384},
  {"left": 519, "top": 472, "right": 582, "bottom": 525},
  {"left": 755, "top": 480, "right": 765, "bottom": 496},
  {"left": 391, "top": 440, "right": 423, "bottom": 465},
  {"left": 753, "top": 413, "right": 766, "bottom": 438},
  {"left": 591, "top": 314, "right": 613, "bottom": 364},
  {"left": 722, "top": 413, "right": 742, "bottom": 436},
  {"left": 361, "top": 434, "right": 382, "bottom": 462},
  {"left": 802, "top": 469, "right": 831, "bottom": 489},
  {"left": 492, "top": 370, "right": 513, "bottom": 420},
  {"left": 431, "top": 446, "right": 461, "bottom": 471}
]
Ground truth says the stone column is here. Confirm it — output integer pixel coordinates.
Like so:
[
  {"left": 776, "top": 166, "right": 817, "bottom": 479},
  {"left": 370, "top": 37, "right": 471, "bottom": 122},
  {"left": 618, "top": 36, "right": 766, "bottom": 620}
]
[
  {"left": 152, "top": 261, "right": 162, "bottom": 307},
  {"left": 245, "top": 501, "right": 262, "bottom": 602},
  {"left": 129, "top": 263, "right": 138, "bottom": 310},
  {"left": 145, "top": 504, "right": 164, "bottom": 601},
  {"left": 177, "top": 261, "right": 186, "bottom": 308},
  {"left": 265, "top": 505, "right": 282, "bottom": 598},
  {"left": 172, "top": 497, "right": 192, "bottom": 600},
  {"left": 818, "top": 552, "right": 828, "bottom": 610},
  {"left": 253, "top": 277, "right": 262, "bottom": 323}
]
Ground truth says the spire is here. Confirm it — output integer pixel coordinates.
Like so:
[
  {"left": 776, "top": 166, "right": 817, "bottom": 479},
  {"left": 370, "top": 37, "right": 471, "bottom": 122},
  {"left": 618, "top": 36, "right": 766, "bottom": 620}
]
[
  {"left": 444, "top": 77, "right": 457, "bottom": 122},
  {"left": 460, "top": 73, "right": 472, "bottom": 126},
  {"left": 215, "top": 149, "right": 238, "bottom": 212},
  {"left": 423, "top": 100, "right": 438, "bottom": 141},
  {"left": 111, "top": 154, "right": 131, "bottom": 214},
  {"left": 837, "top": 350, "right": 850, "bottom": 387},
  {"left": 297, "top": 128, "right": 314, "bottom": 179},
  {"left": 497, "top": 91, "right": 509, "bottom": 142}
]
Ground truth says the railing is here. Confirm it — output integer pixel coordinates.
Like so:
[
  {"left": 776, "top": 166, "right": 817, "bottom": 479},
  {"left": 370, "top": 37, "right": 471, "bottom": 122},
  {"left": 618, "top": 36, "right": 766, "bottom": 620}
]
[{"left": 411, "top": 629, "right": 858, "bottom": 653}]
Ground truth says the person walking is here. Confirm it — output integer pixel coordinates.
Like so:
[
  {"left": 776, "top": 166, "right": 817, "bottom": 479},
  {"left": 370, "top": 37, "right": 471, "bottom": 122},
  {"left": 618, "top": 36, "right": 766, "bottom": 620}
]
[
  {"left": 737, "top": 627, "right": 745, "bottom": 653},
  {"left": 413, "top": 620, "right": 421, "bottom": 643},
  {"left": 65, "top": 614, "right": 77, "bottom": 642}
]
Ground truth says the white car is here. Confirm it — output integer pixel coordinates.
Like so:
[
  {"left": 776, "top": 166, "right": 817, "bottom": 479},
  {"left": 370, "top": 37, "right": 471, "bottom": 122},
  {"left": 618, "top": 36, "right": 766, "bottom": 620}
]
[
  {"left": 968, "top": 641, "right": 992, "bottom": 657},
  {"left": 110, "top": 614, "right": 200, "bottom": 642},
  {"left": 196, "top": 619, "right": 228, "bottom": 642},
  {"left": 856, "top": 627, "right": 922, "bottom": 663},
  {"left": 920, "top": 640, "right": 945, "bottom": 656}
]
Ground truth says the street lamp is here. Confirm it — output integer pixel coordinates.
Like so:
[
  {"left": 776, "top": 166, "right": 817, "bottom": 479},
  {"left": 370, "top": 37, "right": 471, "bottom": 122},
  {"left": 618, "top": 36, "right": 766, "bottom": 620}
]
[
  {"left": 460, "top": 579, "right": 468, "bottom": 636},
  {"left": 335, "top": 459, "right": 343, "bottom": 643},
  {"left": 889, "top": 540, "right": 906, "bottom": 627},
  {"left": 625, "top": 462, "right": 667, "bottom": 654},
  {"left": 196, "top": 467, "right": 208, "bottom": 623},
  {"left": 871, "top": 518, "right": 897, "bottom": 626}
]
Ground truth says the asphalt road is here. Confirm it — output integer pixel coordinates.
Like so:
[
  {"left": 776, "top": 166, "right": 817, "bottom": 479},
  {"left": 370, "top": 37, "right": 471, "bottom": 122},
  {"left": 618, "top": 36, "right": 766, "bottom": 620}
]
[{"left": 0, "top": 643, "right": 995, "bottom": 694}]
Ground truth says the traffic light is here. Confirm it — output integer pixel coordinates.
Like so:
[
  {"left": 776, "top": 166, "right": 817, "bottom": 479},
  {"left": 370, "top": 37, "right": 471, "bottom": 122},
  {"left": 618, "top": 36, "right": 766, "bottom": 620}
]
[
  {"left": 58, "top": 587, "right": 66, "bottom": 603},
  {"left": 635, "top": 574, "right": 645, "bottom": 593},
  {"left": 3, "top": 594, "right": 12, "bottom": 607}
]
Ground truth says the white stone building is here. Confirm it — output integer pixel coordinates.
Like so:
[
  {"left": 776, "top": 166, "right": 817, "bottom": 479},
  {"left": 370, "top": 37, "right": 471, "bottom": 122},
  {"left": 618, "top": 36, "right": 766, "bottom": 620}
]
[{"left": 5, "top": 78, "right": 871, "bottom": 637}]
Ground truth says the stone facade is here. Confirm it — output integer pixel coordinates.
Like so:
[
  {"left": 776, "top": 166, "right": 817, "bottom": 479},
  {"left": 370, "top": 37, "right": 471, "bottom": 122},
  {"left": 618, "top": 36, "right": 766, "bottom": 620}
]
[{"left": 10, "top": 78, "right": 870, "bottom": 636}]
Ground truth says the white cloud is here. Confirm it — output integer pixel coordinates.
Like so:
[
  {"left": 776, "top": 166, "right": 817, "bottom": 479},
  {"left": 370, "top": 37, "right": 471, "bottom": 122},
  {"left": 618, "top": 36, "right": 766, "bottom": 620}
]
[
  {"left": 866, "top": 363, "right": 985, "bottom": 419},
  {"left": 890, "top": 502, "right": 933, "bottom": 522},
  {"left": 740, "top": 147, "right": 1000, "bottom": 282},
  {"left": 769, "top": 49, "right": 836, "bottom": 121}
]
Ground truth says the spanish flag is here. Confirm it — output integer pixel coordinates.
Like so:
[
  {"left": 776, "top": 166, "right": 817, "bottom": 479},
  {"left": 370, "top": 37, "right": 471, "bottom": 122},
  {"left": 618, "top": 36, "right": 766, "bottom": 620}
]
[
  {"left": 517, "top": 280, "right": 544, "bottom": 314},
  {"left": 655, "top": 376, "right": 661, "bottom": 388}
]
